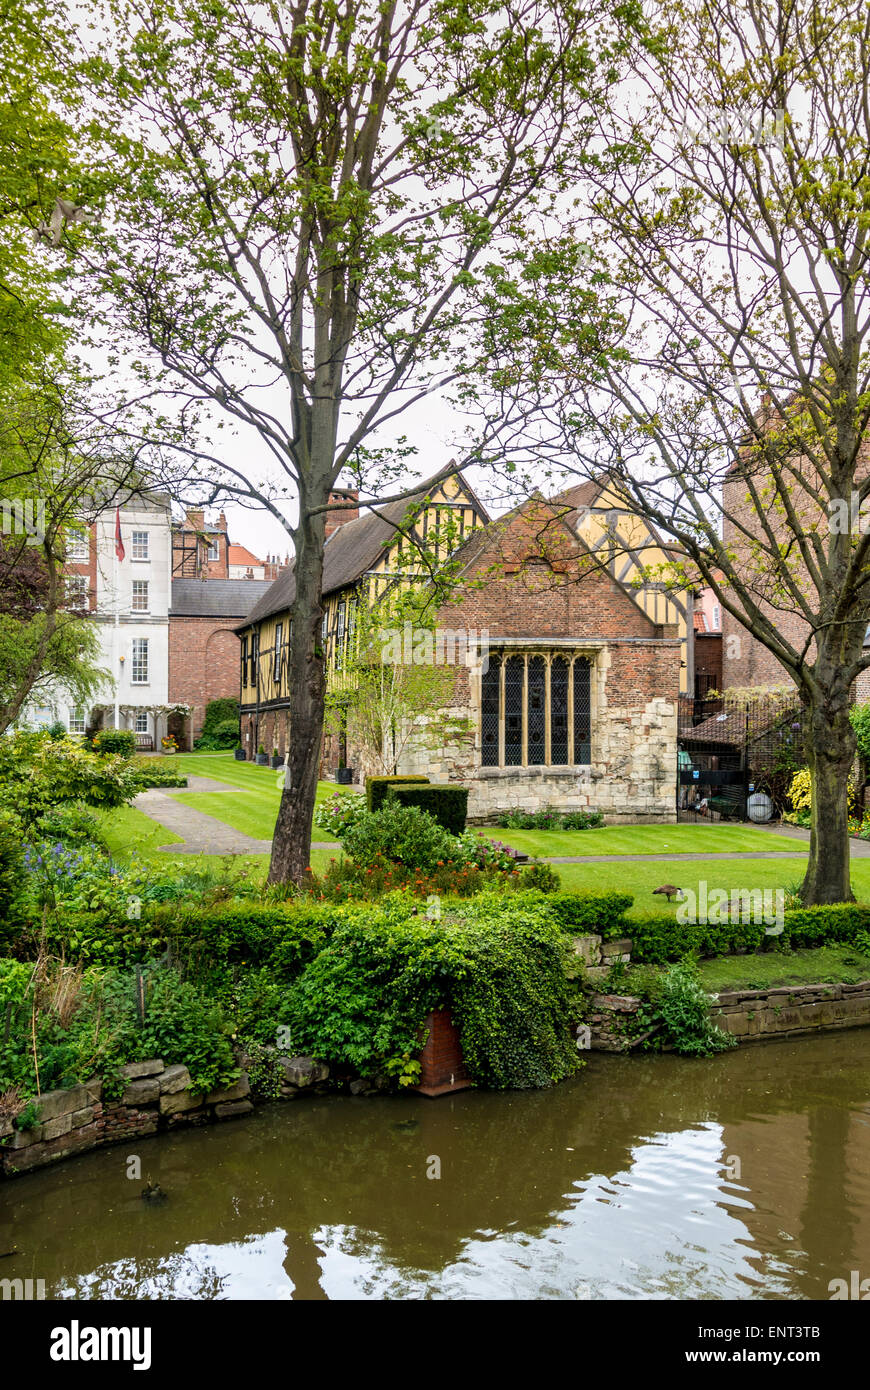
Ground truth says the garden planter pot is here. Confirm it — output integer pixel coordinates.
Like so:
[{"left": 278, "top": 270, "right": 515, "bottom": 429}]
[
  {"left": 234, "top": 749, "right": 247, "bottom": 761},
  {"left": 335, "top": 767, "right": 353, "bottom": 785},
  {"left": 271, "top": 755, "right": 284, "bottom": 769},
  {"left": 255, "top": 753, "right": 269, "bottom": 766}
]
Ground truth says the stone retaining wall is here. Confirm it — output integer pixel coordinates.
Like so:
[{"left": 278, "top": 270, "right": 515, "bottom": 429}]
[
  {"left": 710, "top": 980, "right": 870, "bottom": 1041},
  {"left": 0, "top": 1054, "right": 330, "bottom": 1179},
  {"left": 585, "top": 978, "right": 870, "bottom": 1051}
]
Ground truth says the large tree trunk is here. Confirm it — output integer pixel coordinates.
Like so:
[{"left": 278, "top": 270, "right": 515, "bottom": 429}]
[
  {"left": 800, "top": 695, "right": 856, "bottom": 905},
  {"left": 267, "top": 488, "right": 328, "bottom": 886}
]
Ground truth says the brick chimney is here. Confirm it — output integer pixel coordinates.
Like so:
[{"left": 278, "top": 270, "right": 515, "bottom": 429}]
[
  {"left": 325, "top": 489, "right": 359, "bottom": 540},
  {"left": 185, "top": 508, "right": 204, "bottom": 530}
]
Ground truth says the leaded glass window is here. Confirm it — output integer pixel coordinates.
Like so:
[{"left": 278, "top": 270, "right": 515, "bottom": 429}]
[
  {"left": 527, "top": 656, "right": 546, "bottom": 765},
  {"left": 481, "top": 654, "right": 500, "bottom": 766},
  {"left": 551, "top": 657, "right": 569, "bottom": 764},
  {"left": 504, "top": 655, "right": 523, "bottom": 766},
  {"left": 574, "top": 657, "right": 591, "bottom": 762}
]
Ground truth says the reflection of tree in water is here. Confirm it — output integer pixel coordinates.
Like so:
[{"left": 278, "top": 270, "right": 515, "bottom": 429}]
[{"left": 2, "top": 1032, "right": 868, "bottom": 1299}]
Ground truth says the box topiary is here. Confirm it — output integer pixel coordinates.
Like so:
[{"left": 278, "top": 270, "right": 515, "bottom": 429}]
[
  {"left": 391, "top": 783, "right": 469, "bottom": 835},
  {"left": 365, "top": 774, "right": 429, "bottom": 813}
]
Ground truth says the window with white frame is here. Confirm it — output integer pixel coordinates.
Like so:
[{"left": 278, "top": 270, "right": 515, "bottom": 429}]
[
  {"left": 131, "top": 637, "right": 149, "bottom": 684},
  {"left": 132, "top": 580, "right": 149, "bottom": 612},
  {"left": 131, "top": 530, "right": 149, "bottom": 560},
  {"left": 68, "top": 707, "right": 86, "bottom": 734},
  {"left": 712, "top": 604, "right": 721, "bottom": 631},
  {"left": 135, "top": 711, "right": 148, "bottom": 733},
  {"left": 67, "top": 527, "right": 89, "bottom": 561},
  {"left": 66, "top": 573, "right": 88, "bottom": 608},
  {"left": 208, "top": 536, "right": 220, "bottom": 561}
]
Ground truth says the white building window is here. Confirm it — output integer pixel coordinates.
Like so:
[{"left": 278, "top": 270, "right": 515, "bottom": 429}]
[
  {"left": 66, "top": 573, "right": 88, "bottom": 608},
  {"left": 131, "top": 637, "right": 149, "bottom": 684},
  {"left": 208, "top": 537, "right": 219, "bottom": 560},
  {"left": 132, "top": 580, "right": 149, "bottom": 612},
  {"left": 712, "top": 605, "right": 721, "bottom": 630},
  {"left": 135, "top": 711, "right": 148, "bottom": 733},
  {"left": 67, "top": 527, "right": 89, "bottom": 561},
  {"left": 131, "top": 530, "right": 149, "bottom": 560},
  {"left": 68, "top": 707, "right": 86, "bottom": 734}
]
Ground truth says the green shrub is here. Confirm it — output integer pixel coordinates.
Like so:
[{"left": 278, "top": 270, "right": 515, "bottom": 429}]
[
  {"left": 287, "top": 895, "right": 580, "bottom": 1090},
  {"left": 623, "top": 902, "right": 870, "bottom": 964},
  {"left": 42, "top": 900, "right": 343, "bottom": 975},
  {"left": 202, "top": 698, "right": 240, "bottom": 733},
  {"left": 32, "top": 802, "right": 108, "bottom": 849},
  {"left": 517, "top": 862, "right": 561, "bottom": 892},
  {"left": 194, "top": 717, "right": 240, "bottom": 751},
  {"left": 392, "top": 783, "right": 468, "bottom": 835},
  {"left": 130, "top": 757, "right": 188, "bottom": 788},
  {"left": 495, "top": 807, "right": 605, "bottom": 830},
  {"left": 0, "top": 811, "right": 27, "bottom": 939},
  {"left": 366, "top": 775, "right": 429, "bottom": 813},
  {"left": 314, "top": 791, "right": 368, "bottom": 837},
  {"left": 544, "top": 891, "right": 634, "bottom": 936},
  {"left": 92, "top": 728, "right": 136, "bottom": 757},
  {"left": 644, "top": 962, "right": 736, "bottom": 1056},
  {"left": 0, "top": 731, "right": 141, "bottom": 826},
  {"left": 341, "top": 799, "right": 457, "bottom": 873},
  {"left": 138, "top": 968, "right": 238, "bottom": 1094}
]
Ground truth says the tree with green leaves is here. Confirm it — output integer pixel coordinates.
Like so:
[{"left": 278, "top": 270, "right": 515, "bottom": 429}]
[
  {"left": 490, "top": 0, "right": 870, "bottom": 904},
  {"left": 79, "top": 0, "right": 643, "bottom": 882},
  {"left": 326, "top": 587, "right": 474, "bottom": 776}
]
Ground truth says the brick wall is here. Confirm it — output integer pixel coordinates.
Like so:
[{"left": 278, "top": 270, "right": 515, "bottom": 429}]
[{"left": 168, "top": 616, "right": 242, "bottom": 742}]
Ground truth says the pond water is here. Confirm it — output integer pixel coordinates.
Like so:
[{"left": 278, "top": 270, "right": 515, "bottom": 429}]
[{"left": 2, "top": 1033, "right": 869, "bottom": 1300}]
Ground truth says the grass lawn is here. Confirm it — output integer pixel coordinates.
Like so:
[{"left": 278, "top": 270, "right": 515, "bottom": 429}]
[
  {"left": 170, "top": 752, "right": 350, "bottom": 841},
  {"left": 95, "top": 801, "right": 337, "bottom": 880},
  {"left": 696, "top": 944, "right": 870, "bottom": 992},
  {"left": 484, "top": 823, "right": 804, "bottom": 857}
]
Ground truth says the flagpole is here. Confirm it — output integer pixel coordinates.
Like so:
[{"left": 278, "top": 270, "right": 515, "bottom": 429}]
[
  {"left": 112, "top": 511, "right": 119, "bottom": 728},
  {"left": 113, "top": 535, "right": 120, "bottom": 732}
]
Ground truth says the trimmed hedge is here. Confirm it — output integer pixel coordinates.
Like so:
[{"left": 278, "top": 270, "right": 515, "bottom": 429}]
[
  {"left": 622, "top": 903, "right": 870, "bottom": 965},
  {"left": 92, "top": 729, "right": 136, "bottom": 757},
  {"left": 34, "top": 900, "right": 365, "bottom": 974},
  {"left": 544, "top": 891, "right": 634, "bottom": 936},
  {"left": 366, "top": 774, "right": 429, "bottom": 812},
  {"left": 392, "top": 783, "right": 468, "bottom": 835}
]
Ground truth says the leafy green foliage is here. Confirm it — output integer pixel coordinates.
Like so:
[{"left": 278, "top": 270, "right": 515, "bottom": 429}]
[
  {"left": 92, "top": 728, "right": 135, "bottom": 757},
  {"left": 625, "top": 902, "right": 870, "bottom": 963},
  {"left": 641, "top": 963, "right": 736, "bottom": 1057},
  {"left": 341, "top": 798, "right": 459, "bottom": 873},
  {"left": 202, "top": 699, "right": 240, "bottom": 733},
  {"left": 497, "top": 807, "right": 605, "bottom": 830},
  {"left": 193, "top": 717, "right": 240, "bottom": 751},
  {"left": 313, "top": 791, "right": 369, "bottom": 837},
  {"left": 392, "top": 783, "right": 469, "bottom": 835},
  {"left": 0, "top": 731, "right": 141, "bottom": 827},
  {"left": 287, "top": 894, "right": 580, "bottom": 1090},
  {"left": 0, "top": 810, "right": 27, "bottom": 931},
  {"left": 366, "top": 776, "right": 430, "bottom": 813}
]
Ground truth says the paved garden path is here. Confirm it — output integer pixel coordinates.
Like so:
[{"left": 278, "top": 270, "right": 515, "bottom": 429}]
[{"left": 134, "top": 786, "right": 339, "bottom": 855}]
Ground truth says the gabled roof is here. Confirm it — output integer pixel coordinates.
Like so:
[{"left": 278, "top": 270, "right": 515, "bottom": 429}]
[
  {"left": 238, "top": 470, "right": 487, "bottom": 630},
  {"left": 171, "top": 578, "right": 273, "bottom": 618},
  {"left": 228, "top": 544, "right": 264, "bottom": 568}
]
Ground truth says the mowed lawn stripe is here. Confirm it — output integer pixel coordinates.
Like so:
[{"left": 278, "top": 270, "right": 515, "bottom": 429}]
[{"left": 485, "top": 824, "right": 806, "bottom": 858}]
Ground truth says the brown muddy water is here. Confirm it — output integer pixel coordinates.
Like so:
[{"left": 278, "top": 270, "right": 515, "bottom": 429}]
[{"left": 2, "top": 1033, "right": 869, "bottom": 1300}]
